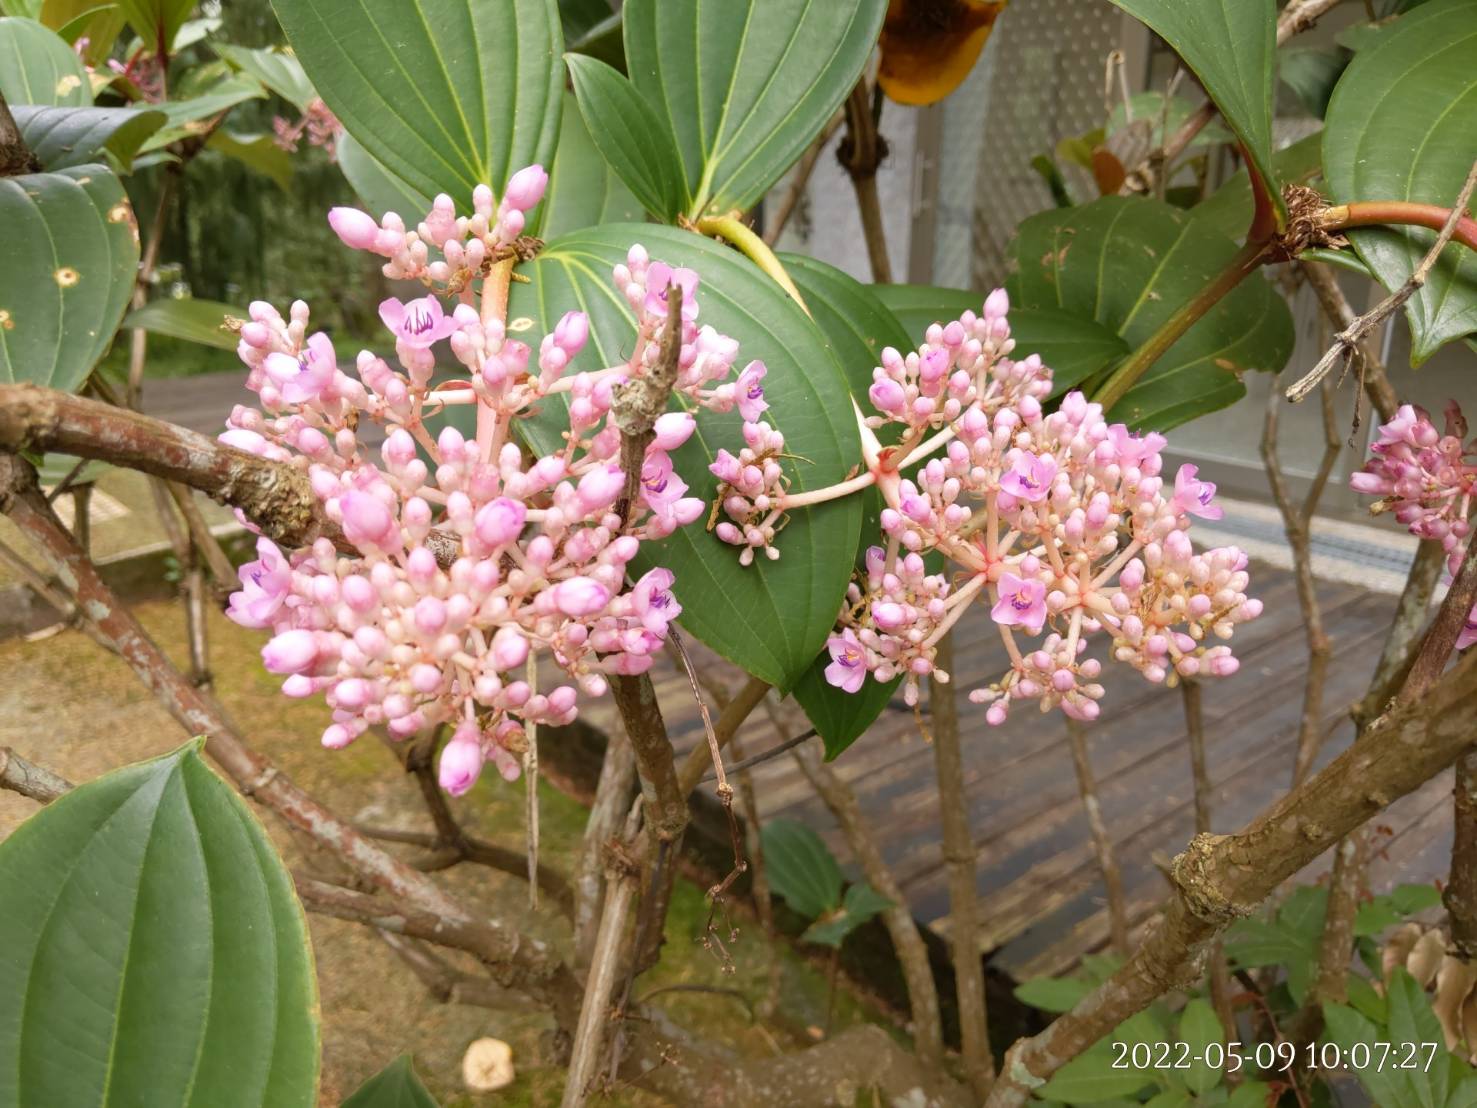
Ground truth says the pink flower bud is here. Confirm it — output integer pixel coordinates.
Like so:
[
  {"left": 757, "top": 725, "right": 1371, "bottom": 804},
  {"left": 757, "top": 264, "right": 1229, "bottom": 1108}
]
[
  {"left": 652, "top": 411, "right": 696, "bottom": 451},
  {"left": 474, "top": 497, "right": 526, "bottom": 547},
  {"left": 553, "top": 576, "right": 610, "bottom": 617},
  {"left": 438, "top": 733, "right": 485, "bottom": 796},
  {"left": 328, "top": 206, "right": 380, "bottom": 250},
  {"left": 576, "top": 465, "right": 624, "bottom": 515},
  {"left": 262, "top": 629, "right": 318, "bottom": 674},
  {"left": 340, "top": 491, "right": 395, "bottom": 548},
  {"left": 492, "top": 626, "right": 529, "bottom": 671},
  {"left": 503, "top": 164, "right": 548, "bottom": 211}
]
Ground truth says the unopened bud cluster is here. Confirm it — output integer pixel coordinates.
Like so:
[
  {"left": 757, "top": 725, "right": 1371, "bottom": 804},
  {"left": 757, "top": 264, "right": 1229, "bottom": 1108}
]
[{"left": 222, "top": 169, "right": 763, "bottom": 793}]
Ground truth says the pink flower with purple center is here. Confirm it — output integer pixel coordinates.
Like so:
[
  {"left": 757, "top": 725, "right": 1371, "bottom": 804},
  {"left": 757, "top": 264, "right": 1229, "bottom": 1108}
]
[
  {"left": 736, "top": 360, "right": 769, "bottom": 422},
  {"left": 991, "top": 573, "right": 1046, "bottom": 634},
  {"left": 1171, "top": 463, "right": 1223, "bottom": 520},
  {"left": 639, "top": 451, "right": 692, "bottom": 523},
  {"left": 1106, "top": 424, "right": 1166, "bottom": 471},
  {"left": 823, "top": 628, "right": 868, "bottom": 693},
  {"left": 644, "top": 262, "right": 699, "bottom": 320},
  {"left": 632, "top": 567, "right": 682, "bottom": 634},
  {"left": 226, "top": 536, "right": 292, "bottom": 629},
  {"left": 1000, "top": 451, "right": 1056, "bottom": 503},
  {"left": 379, "top": 296, "right": 459, "bottom": 350},
  {"left": 264, "top": 331, "right": 336, "bottom": 405}
]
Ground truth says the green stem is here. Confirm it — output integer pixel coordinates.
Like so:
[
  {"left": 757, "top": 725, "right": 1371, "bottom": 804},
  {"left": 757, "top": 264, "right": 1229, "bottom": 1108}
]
[
  {"left": 1091, "top": 239, "right": 1269, "bottom": 415},
  {"left": 694, "top": 215, "right": 810, "bottom": 316}
]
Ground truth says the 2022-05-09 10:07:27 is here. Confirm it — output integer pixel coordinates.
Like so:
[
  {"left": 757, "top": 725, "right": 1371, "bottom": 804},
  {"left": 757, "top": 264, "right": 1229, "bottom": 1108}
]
[{"left": 1110, "top": 1038, "right": 1441, "bottom": 1074}]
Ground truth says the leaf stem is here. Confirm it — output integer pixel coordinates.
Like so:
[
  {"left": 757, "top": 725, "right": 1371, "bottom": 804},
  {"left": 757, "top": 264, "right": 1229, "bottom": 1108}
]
[
  {"left": 1090, "top": 238, "right": 1269, "bottom": 416},
  {"left": 1318, "top": 200, "right": 1477, "bottom": 254},
  {"left": 694, "top": 214, "right": 810, "bottom": 312}
]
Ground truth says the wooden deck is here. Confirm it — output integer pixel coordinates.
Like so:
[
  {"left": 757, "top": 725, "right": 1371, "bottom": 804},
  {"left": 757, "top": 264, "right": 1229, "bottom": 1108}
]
[
  {"left": 148, "top": 373, "right": 1448, "bottom": 983},
  {"left": 580, "top": 564, "right": 1448, "bottom": 984}
]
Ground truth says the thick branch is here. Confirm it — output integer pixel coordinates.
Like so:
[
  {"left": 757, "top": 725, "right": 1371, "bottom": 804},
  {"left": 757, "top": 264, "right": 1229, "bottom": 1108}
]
[
  {"left": 929, "top": 633, "right": 993, "bottom": 1091},
  {"left": 1447, "top": 750, "right": 1477, "bottom": 960},
  {"left": 985, "top": 650, "right": 1477, "bottom": 1106},
  {"left": 0, "top": 746, "right": 74, "bottom": 804},
  {"left": 0, "top": 89, "right": 41, "bottom": 176}
]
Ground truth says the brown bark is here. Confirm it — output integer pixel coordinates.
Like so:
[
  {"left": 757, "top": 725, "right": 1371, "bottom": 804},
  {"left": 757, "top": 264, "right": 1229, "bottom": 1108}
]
[
  {"left": 0, "top": 90, "right": 41, "bottom": 176},
  {"left": 676, "top": 673, "right": 770, "bottom": 795},
  {"left": 837, "top": 80, "right": 892, "bottom": 284},
  {"left": 1066, "top": 717, "right": 1130, "bottom": 955},
  {"left": 1299, "top": 260, "right": 1399, "bottom": 424},
  {"left": 573, "top": 727, "right": 638, "bottom": 969},
  {"left": 1261, "top": 378, "right": 1339, "bottom": 787},
  {"left": 985, "top": 649, "right": 1477, "bottom": 1106},
  {"left": 792, "top": 739, "right": 945, "bottom": 1070},
  {"left": 930, "top": 633, "right": 994, "bottom": 1092},
  {"left": 1447, "top": 749, "right": 1477, "bottom": 961},
  {"left": 0, "top": 745, "right": 74, "bottom": 803}
]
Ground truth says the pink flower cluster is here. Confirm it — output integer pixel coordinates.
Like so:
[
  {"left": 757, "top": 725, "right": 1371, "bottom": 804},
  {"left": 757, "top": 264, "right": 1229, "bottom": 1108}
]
[
  {"left": 819, "top": 292, "right": 1260, "bottom": 722},
  {"left": 222, "top": 170, "right": 763, "bottom": 793},
  {"left": 1350, "top": 401, "right": 1476, "bottom": 649}
]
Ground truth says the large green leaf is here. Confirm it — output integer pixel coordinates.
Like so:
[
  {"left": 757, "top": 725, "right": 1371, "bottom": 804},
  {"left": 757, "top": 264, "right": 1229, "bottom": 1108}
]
[
  {"left": 1108, "top": 0, "right": 1283, "bottom": 227},
  {"left": 510, "top": 224, "right": 862, "bottom": 690},
  {"left": 541, "top": 92, "right": 644, "bottom": 239},
  {"left": 870, "top": 283, "right": 1131, "bottom": 399},
  {"left": 272, "top": 0, "right": 564, "bottom": 210},
  {"left": 337, "top": 132, "right": 431, "bottom": 223},
  {"left": 0, "top": 742, "right": 319, "bottom": 1106},
  {"left": 565, "top": 53, "right": 688, "bottom": 220},
  {"left": 207, "top": 129, "right": 293, "bottom": 189},
  {"left": 0, "top": 164, "right": 139, "bottom": 392},
  {"left": 622, "top": 0, "right": 887, "bottom": 218},
  {"left": 1037, "top": 1043, "right": 1157, "bottom": 1103},
  {"left": 213, "top": 41, "right": 316, "bottom": 110},
  {"left": 791, "top": 655, "right": 900, "bottom": 761},
  {"left": 1176, "top": 999, "right": 1224, "bottom": 1095},
  {"left": 1005, "top": 195, "right": 1295, "bottom": 430},
  {"left": 43, "top": 0, "right": 126, "bottom": 66},
  {"left": 801, "top": 881, "right": 892, "bottom": 948},
  {"left": 113, "top": 0, "right": 193, "bottom": 52},
  {"left": 1322, "top": 0, "right": 1477, "bottom": 363},
  {"left": 138, "top": 73, "right": 266, "bottom": 151},
  {"left": 124, "top": 296, "right": 246, "bottom": 349},
  {"left": 0, "top": 15, "right": 90, "bottom": 105},
  {"left": 760, "top": 817, "right": 844, "bottom": 920},
  {"left": 341, "top": 1055, "right": 439, "bottom": 1108},
  {"left": 1323, "top": 970, "right": 1467, "bottom": 1108},
  {"left": 11, "top": 104, "right": 165, "bottom": 170}
]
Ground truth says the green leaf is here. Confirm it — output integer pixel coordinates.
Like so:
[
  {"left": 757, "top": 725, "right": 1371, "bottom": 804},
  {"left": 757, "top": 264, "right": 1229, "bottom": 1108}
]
[
  {"left": 1226, "top": 1082, "right": 1272, "bottom": 1108},
  {"left": 272, "top": 0, "right": 564, "bottom": 210},
  {"left": 567, "top": 11, "right": 623, "bottom": 70},
  {"left": 1346, "top": 973, "right": 1387, "bottom": 1022},
  {"left": 0, "top": 742, "right": 319, "bottom": 1106},
  {"left": 0, "top": 0, "right": 43, "bottom": 16},
  {"left": 791, "top": 658, "right": 900, "bottom": 761},
  {"left": 1324, "top": 975, "right": 1460, "bottom": 1108},
  {"left": 761, "top": 817, "right": 845, "bottom": 920},
  {"left": 565, "top": 53, "right": 688, "bottom": 220},
  {"left": 622, "top": 0, "right": 887, "bottom": 218},
  {"left": 1013, "top": 975, "right": 1094, "bottom": 1014},
  {"left": 558, "top": 0, "right": 610, "bottom": 41},
  {"left": 124, "top": 297, "right": 245, "bottom": 349},
  {"left": 1037, "top": 1043, "right": 1157, "bottom": 1103},
  {"left": 0, "top": 16, "right": 91, "bottom": 105},
  {"left": 213, "top": 42, "right": 316, "bottom": 110},
  {"left": 138, "top": 73, "right": 267, "bottom": 151},
  {"left": 1177, "top": 999, "right": 1224, "bottom": 1095},
  {"left": 1322, "top": 0, "right": 1477, "bottom": 362},
  {"left": 0, "top": 164, "right": 139, "bottom": 392},
  {"left": 802, "top": 881, "right": 894, "bottom": 948},
  {"left": 113, "top": 0, "right": 192, "bottom": 52},
  {"left": 1005, "top": 195, "right": 1295, "bottom": 431},
  {"left": 10, "top": 104, "right": 165, "bottom": 170},
  {"left": 341, "top": 1054, "right": 439, "bottom": 1108},
  {"left": 1106, "top": 92, "right": 1235, "bottom": 150},
  {"left": 207, "top": 130, "right": 293, "bottom": 189},
  {"left": 337, "top": 132, "right": 431, "bottom": 223},
  {"left": 1187, "top": 132, "right": 1323, "bottom": 243},
  {"left": 1108, "top": 0, "right": 1283, "bottom": 227},
  {"left": 42, "top": 0, "right": 125, "bottom": 65},
  {"left": 541, "top": 91, "right": 644, "bottom": 238},
  {"left": 510, "top": 224, "right": 862, "bottom": 690},
  {"left": 1144, "top": 1091, "right": 1192, "bottom": 1108},
  {"left": 1279, "top": 46, "right": 1349, "bottom": 118},
  {"left": 869, "top": 283, "right": 1130, "bottom": 398}
]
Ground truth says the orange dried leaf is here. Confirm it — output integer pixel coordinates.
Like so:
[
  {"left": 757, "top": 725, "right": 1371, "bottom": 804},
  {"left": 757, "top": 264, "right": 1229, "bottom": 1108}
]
[{"left": 878, "top": 0, "right": 1007, "bottom": 107}]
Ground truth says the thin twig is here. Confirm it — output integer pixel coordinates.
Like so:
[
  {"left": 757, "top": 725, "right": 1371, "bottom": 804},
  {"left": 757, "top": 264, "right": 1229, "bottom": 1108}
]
[
  {"left": 1298, "top": 261, "right": 1399, "bottom": 424},
  {"left": 698, "top": 726, "right": 817, "bottom": 782},
  {"left": 1287, "top": 159, "right": 1477, "bottom": 403},
  {"left": 0, "top": 746, "right": 74, "bottom": 804},
  {"left": 1065, "top": 718, "right": 1129, "bottom": 955}
]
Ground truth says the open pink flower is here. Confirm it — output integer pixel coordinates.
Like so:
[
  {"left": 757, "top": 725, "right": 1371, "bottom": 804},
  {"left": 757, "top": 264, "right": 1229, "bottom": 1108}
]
[
  {"left": 1000, "top": 450, "right": 1057, "bottom": 503},
  {"left": 632, "top": 568, "right": 681, "bottom": 634},
  {"left": 226, "top": 537, "right": 292, "bottom": 629},
  {"left": 264, "top": 331, "right": 335, "bottom": 405},
  {"left": 991, "top": 573, "right": 1046, "bottom": 634},
  {"left": 639, "top": 451, "right": 691, "bottom": 524},
  {"left": 643, "top": 262, "right": 699, "bottom": 320},
  {"left": 824, "top": 629, "right": 868, "bottom": 693},
  {"left": 1171, "top": 464, "right": 1223, "bottom": 520},
  {"left": 735, "top": 360, "right": 768, "bottom": 422},
  {"left": 379, "top": 296, "right": 459, "bottom": 350}
]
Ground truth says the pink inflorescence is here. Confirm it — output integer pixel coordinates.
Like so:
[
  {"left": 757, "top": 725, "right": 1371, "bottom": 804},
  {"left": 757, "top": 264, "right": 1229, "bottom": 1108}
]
[
  {"left": 222, "top": 168, "right": 764, "bottom": 793},
  {"left": 816, "top": 290, "right": 1261, "bottom": 722},
  {"left": 1350, "top": 401, "right": 1477, "bottom": 649}
]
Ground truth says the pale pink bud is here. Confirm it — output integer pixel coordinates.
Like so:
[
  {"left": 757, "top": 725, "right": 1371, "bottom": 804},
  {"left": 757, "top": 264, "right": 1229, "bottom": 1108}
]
[
  {"left": 328, "top": 206, "right": 380, "bottom": 250},
  {"left": 474, "top": 497, "right": 526, "bottom": 547},
  {"left": 438, "top": 732, "right": 484, "bottom": 796},
  {"left": 262, "top": 629, "right": 318, "bottom": 674},
  {"left": 652, "top": 411, "right": 696, "bottom": 451},
  {"left": 341, "top": 491, "right": 395, "bottom": 548},
  {"left": 492, "top": 626, "right": 529, "bottom": 671},
  {"left": 503, "top": 164, "right": 548, "bottom": 211},
  {"left": 576, "top": 465, "right": 625, "bottom": 515},
  {"left": 553, "top": 576, "right": 610, "bottom": 617}
]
